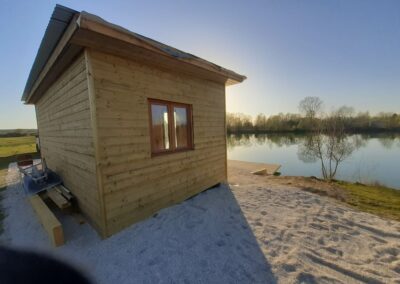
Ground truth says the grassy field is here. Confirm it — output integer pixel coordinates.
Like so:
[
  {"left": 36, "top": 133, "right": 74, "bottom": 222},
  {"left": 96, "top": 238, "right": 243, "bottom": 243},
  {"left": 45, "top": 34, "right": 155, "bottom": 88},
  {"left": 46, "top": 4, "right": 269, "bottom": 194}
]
[
  {"left": 336, "top": 181, "right": 400, "bottom": 222},
  {"left": 294, "top": 176, "right": 400, "bottom": 222},
  {"left": 0, "top": 136, "right": 36, "bottom": 158},
  {"left": 0, "top": 136, "right": 38, "bottom": 188},
  {"left": 0, "top": 129, "right": 37, "bottom": 137}
]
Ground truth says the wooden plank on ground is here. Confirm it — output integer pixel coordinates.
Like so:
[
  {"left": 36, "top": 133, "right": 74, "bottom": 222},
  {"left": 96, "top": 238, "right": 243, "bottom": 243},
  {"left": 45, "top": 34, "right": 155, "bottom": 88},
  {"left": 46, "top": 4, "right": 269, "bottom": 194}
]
[
  {"left": 228, "top": 160, "right": 281, "bottom": 175},
  {"left": 47, "top": 189, "right": 71, "bottom": 209},
  {"left": 29, "top": 195, "right": 64, "bottom": 247},
  {"left": 251, "top": 168, "right": 267, "bottom": 175},
  {"left": 54, "top": 185, "right": 74, "bottom": 201}
]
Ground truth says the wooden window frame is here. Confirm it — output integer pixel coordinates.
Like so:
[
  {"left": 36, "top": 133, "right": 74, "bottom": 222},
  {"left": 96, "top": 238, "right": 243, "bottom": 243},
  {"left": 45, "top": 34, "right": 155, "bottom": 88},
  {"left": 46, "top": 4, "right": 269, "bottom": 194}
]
[{"left": 148, "top": 98, "right": 194, "bottom": 157}]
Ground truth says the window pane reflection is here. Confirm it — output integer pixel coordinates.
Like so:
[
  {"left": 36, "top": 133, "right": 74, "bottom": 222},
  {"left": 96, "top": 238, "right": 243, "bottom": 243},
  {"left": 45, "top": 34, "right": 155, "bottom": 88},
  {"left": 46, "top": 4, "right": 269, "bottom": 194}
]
[
  {"left": 174, "top": 107, "right": 188, "bottom": 148},
  {"left": 151, "top": 104, "right": 170, "bottom": 151}
]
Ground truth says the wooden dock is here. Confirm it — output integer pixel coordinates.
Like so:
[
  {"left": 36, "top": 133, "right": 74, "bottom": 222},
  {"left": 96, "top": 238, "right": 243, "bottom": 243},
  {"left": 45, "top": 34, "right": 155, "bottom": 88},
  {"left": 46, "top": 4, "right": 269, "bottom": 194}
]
[{"left": 228, "top": 160, "right": 281, "bottom": 176}]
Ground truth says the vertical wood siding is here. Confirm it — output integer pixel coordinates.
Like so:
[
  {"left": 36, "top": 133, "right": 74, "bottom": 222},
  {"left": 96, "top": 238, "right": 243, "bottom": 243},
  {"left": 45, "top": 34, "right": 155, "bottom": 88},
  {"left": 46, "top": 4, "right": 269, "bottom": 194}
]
[
  {"left": 89, "top": 50, "right": 227, "bottom": 235},
  {"left": 35, "top": 53, "right": 103, "bottom": 232}
]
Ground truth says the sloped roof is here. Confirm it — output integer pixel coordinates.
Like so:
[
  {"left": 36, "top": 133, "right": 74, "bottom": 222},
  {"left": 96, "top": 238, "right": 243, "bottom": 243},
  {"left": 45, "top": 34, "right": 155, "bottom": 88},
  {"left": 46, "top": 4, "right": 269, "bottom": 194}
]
[
  {"left": 22, "top": 5, "right": 246, "bottom": 103},
  {"left": 22, "top": 5, "right": 79, "bottom": 102}
]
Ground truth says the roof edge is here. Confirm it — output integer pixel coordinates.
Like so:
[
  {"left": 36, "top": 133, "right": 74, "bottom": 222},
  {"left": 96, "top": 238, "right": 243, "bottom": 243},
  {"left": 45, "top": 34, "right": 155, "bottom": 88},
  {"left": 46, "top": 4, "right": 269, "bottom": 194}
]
[
  {"left": 77, "top": 11, "right": 246, "bottom": 84},
  {"left": 22, "top": 5, "right": 79, "bottom": 102},
  {"left": 23, "top": 5, "right": 246, "bottom": 103}
]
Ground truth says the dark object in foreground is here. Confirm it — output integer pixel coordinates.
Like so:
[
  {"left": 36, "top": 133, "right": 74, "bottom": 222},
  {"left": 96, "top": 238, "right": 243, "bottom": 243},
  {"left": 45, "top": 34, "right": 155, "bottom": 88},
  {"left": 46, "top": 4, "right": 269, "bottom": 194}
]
[
  {"left": 17, "top": 158, "right": 62, "bottom": 196},
  {"left": 16, "top": 154, "right": 34, "bottom": 167},
  {"left": 22, "top": 169, "right": 62, "bottom": 196},
  {"left": 0, "top": 246, "right": 91, "bottom": 284}
]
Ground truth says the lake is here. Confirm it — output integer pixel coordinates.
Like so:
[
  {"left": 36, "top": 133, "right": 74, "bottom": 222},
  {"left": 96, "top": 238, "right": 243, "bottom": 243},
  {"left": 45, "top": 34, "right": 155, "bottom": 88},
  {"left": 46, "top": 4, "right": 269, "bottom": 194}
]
[{"left": 227, "top": 133, "right": 400, "bottom": 189}]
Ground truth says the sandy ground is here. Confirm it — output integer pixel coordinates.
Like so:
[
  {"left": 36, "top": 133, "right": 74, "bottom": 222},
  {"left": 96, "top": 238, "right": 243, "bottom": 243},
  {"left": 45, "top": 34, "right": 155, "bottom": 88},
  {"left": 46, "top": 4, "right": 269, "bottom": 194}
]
[
  {"left": 1, "top": 162, "right": 400, "bottom": 283},
  {"left": 229, "top": 162, "right": 400, "bottom": 283}
]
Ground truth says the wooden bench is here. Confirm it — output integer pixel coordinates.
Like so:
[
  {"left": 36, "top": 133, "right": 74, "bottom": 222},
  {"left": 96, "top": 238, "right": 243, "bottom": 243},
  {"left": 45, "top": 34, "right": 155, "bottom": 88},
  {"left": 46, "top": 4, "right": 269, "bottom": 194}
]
[{"left": 29, "top": 195, "right": 64, "bottom": 247}]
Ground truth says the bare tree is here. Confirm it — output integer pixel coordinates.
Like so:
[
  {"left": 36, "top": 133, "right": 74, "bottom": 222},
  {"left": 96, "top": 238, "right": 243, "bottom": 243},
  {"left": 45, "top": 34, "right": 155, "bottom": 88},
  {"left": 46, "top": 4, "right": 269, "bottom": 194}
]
[
  {"left": 254, "top": 113, "right": 267, "bottom": 131},
  {"left": 336, "top": 106, "right": 355, "bottom": 118},
  {"left": 226, "top": 113, "right": 253, "bottom": 133},
  {"left": 298, "top": 108, "right": 357, "bottom": 180},
  {"left": 298, "top": 96, "right": 323, "bottom": 121}
]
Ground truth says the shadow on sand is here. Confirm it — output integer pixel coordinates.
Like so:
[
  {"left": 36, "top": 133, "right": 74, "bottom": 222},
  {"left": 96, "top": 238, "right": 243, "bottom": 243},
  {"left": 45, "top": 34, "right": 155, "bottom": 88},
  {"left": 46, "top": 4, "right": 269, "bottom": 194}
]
[
  {"left": 89, "top": 184, "right": 277, "bottom": 283},
  {"left": 3, "top": 168, "right": 277, "bottom": 284}
]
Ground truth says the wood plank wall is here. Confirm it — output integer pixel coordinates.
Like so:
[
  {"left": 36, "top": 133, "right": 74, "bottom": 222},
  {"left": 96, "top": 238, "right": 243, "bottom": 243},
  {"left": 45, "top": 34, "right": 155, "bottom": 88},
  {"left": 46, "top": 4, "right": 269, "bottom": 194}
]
[
  {"left": 89, "top": 50, "right": 227, "bottom": 235},
  {"left": 35, "top": 53, "right": 103, "bottom": 233}
]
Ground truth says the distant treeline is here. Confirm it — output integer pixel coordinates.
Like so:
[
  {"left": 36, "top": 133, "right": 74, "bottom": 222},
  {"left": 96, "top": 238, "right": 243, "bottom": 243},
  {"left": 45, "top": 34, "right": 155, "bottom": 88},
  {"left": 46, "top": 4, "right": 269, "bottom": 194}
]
[
  {"left": 227, "top": 112, "right": 400, "bottom": 133},
  {"left": 0, "top": 129, "right": 37, "bottom": 137}
]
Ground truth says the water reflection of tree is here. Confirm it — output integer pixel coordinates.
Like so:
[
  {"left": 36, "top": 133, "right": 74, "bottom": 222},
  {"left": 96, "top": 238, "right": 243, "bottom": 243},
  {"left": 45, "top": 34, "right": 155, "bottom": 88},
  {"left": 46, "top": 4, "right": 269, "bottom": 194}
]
[
  {"left": 297, "top": 133, "right": 360, "bottom": 179},
  {"left": 227, "top": 133, "right": 304, "bottom": 151},
  {"left": 376, "top": 134, "right": 400, "bottom": 149},
  {"left": 227, "top": 134, "right": 252, "bottom": 150},
  {"left": 257, "top": 133, "right": 301, "bottom": 147},
  {"left": 352, "top": 134, "right": 368, "bottom": 149},
  {"left": 296, "top": 111, "right": 365, "bottom": 180},
  {"left": 297, "top": 135, "right": 318, "bottom": 163},
  {"left": 379, "top": 137, "right": 395, "bottom": 149}
]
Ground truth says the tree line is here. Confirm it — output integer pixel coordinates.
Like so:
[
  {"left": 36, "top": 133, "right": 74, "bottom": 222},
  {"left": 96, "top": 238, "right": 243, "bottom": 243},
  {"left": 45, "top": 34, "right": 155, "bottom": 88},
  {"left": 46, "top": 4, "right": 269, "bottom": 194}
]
[
  {"left": 227, "top": 97, "right": 400, "bottom": 133},
  {"left": 0, "top": 129, "right": 38, "bottom": 137}
]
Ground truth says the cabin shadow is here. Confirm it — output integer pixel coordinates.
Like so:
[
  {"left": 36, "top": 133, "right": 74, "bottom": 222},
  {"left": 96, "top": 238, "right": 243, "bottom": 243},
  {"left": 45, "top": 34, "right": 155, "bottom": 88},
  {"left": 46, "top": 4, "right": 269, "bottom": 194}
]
[{"left": 60, "top": 184, "right": 277, "bottom": 283}]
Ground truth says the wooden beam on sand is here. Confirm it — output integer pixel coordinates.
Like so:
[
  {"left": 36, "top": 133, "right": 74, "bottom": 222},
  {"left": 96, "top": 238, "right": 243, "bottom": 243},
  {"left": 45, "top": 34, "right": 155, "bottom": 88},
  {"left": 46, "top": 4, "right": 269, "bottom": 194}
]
[
  {"left": 29, "top": 195, "right": 64, "bottom": 247},
  {"left": 251, "top": 168, "right": 268, "bottom": 175},
  {"left": 54, "top": 185, "right": 74, "bottom": 201},
  {"left": 228, "top": 160, "right": 281, "bottom": 175},
  {"left": 47, "top": 190, "right": 71, "bottom": 209}
]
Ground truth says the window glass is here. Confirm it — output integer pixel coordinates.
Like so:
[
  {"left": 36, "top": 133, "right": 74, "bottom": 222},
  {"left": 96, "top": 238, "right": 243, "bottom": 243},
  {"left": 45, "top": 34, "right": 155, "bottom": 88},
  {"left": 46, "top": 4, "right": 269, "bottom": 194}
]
[
  {"left": 149, "top": 99, "right": 193, "bottom": 155},
  {"left": 151, "top": 104, "right": 170, "bottom": 151},
  {"left": 174, "top": 107, "right": 188, "bottom": 148}
]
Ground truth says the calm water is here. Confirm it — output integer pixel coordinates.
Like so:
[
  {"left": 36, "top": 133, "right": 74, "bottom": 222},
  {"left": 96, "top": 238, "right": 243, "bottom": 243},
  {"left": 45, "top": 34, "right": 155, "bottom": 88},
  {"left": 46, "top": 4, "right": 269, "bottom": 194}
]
[{"left": 227, "top": 133, "right": 400, "bottom": 189}]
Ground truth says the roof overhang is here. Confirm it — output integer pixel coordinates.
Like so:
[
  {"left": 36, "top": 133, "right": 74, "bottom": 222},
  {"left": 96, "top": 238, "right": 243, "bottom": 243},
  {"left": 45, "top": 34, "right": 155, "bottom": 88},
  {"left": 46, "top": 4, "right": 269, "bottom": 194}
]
[
  {"left": 22, "top": 5, "right": 246, "bottom": 104},
  {"left": 22, "top": 5, "right": 80, "bottom": 103}
]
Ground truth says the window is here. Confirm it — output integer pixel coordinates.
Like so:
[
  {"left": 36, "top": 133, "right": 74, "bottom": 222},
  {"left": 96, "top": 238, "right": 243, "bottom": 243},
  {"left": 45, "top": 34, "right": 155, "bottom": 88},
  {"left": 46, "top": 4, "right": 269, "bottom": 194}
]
[{"left": 149, "top": 99, "right": 193, "bottom": 155}]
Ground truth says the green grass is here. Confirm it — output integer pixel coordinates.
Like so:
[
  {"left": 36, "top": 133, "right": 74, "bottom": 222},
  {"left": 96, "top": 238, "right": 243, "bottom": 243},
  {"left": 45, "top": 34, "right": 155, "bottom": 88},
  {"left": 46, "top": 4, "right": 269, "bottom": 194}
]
[
  {"left": 0, "top": 167, "right": 9, "bottom": 190},
  {"left": 0, "top": 136, "right": 38, "bottom": 188},
  {"left": 335, "top": 181, "right": 400, "bottom": 222},
  {"left": 0, "top": 136, "right": 36, "bottom": 158}
]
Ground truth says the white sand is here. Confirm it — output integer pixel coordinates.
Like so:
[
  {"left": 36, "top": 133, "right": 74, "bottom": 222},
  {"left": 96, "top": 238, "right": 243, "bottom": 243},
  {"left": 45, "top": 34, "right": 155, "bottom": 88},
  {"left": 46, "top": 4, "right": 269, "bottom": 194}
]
[
  {"left": 1, "top": 163, "right": 274, "bottom": 283},
  {"left": 229, "top": 164, "right": 400, "bottom": 283},
  {"left": 1, "top": 163, "right": 400, "bottom": 283}
]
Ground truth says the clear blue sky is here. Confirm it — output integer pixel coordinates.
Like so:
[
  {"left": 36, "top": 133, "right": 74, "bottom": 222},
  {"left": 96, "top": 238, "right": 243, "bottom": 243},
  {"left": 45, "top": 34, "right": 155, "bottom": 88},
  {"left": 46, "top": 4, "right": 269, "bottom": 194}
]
[{"left": 1, "top": 0, "right": 399, "bottom": 129}]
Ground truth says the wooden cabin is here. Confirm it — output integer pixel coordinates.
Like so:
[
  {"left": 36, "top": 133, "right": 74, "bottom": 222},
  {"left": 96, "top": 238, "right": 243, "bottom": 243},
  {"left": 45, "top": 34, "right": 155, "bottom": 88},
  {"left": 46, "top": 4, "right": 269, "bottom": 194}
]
[{"left": 22, "top": 5, "right": 246, "bottom": 237}]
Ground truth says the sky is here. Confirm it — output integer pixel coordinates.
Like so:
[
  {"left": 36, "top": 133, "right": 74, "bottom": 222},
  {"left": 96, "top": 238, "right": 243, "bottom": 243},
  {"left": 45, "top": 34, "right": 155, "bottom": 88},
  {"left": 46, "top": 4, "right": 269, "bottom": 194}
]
[{"left": 0, "top": 0, "right": 399, "bottom": 129}]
